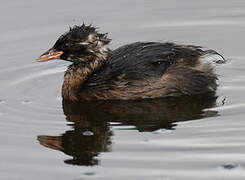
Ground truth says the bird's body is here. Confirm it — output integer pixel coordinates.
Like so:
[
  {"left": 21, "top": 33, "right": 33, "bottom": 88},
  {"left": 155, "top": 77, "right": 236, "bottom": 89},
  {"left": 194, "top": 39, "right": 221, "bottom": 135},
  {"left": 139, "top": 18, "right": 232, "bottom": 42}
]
[{"left": 37, "top": 24, "right": 224, "bottom": 101}]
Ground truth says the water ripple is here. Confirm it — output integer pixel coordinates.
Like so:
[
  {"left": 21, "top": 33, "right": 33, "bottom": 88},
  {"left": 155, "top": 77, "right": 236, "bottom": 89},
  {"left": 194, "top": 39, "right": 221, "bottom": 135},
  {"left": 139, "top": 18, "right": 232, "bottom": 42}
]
[
  {"left": 8, "top": 66, "right": 66, "bottom": 87},
  {"left": 142, "top": 19, "right": 245, "bottom": 28}
]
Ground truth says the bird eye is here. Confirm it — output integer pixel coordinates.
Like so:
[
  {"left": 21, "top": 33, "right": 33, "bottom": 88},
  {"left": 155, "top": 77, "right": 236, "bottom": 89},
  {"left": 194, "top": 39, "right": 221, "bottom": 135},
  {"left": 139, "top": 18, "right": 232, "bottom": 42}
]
[{"left": 152, "top": 60, "right": 166, "bottom": 66}]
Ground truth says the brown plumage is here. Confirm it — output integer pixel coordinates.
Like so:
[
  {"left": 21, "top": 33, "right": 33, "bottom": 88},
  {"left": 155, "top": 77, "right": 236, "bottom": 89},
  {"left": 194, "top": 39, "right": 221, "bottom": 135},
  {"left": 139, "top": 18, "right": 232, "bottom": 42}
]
[{"left": 37, "top": 24, "right": 224, "bottom": 101}]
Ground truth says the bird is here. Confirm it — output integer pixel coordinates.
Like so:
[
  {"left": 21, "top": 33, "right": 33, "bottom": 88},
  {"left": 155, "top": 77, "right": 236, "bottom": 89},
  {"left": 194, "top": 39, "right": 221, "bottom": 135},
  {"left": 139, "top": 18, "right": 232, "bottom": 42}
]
[{"left": 37, "top": 24, "right": 224, "bottom": 101}]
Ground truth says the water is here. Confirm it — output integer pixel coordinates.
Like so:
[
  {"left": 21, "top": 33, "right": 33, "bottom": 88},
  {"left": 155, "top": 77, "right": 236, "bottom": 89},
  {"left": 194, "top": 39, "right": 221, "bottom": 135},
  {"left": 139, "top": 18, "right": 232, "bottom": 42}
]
[{"left": 1, "top": 0, "right": 245, "bottom": 179}]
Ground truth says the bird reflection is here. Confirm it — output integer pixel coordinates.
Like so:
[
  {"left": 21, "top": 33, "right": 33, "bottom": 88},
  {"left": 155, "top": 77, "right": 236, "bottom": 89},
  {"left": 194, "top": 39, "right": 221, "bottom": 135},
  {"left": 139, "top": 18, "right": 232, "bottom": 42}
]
[{"left": 38, "top": 94, "right": 218, "bottom": 166}]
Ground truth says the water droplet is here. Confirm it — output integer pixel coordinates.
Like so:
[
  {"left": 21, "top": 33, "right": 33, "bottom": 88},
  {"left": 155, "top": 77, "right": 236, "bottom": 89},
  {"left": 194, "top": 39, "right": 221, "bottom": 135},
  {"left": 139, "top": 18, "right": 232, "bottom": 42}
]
[
  {"left": 220, "top": 163, "right": 240, "bottom": 170},
  {"left": 22, "top": 100, "right": 32, "bottom": 104},
  {"left": 83, "top": 130, "right": 94, "bottom": 136}
]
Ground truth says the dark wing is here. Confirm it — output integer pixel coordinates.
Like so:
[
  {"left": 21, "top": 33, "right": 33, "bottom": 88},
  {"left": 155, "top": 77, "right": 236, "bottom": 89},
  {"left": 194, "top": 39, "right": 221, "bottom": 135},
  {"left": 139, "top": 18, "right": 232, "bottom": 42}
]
[
  {"left": 84, "top": 42, "right": 202, "bottom": 88},
  {"left": 81, "top": 42, "right": 220, "bottom": 100}
]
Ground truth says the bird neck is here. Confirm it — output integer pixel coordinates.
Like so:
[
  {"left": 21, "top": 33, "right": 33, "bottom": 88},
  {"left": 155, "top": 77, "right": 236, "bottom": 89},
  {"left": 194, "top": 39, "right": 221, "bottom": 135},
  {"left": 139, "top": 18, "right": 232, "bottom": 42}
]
[{"left": 62, "top": 53, "right": 108, "bottom": 101}]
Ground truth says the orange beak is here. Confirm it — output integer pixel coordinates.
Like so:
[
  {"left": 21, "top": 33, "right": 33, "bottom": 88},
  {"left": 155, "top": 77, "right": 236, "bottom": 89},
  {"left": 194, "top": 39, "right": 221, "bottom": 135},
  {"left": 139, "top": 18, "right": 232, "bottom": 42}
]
[{"left": 37, "top": 49, "right": 63, "bottom": 62}]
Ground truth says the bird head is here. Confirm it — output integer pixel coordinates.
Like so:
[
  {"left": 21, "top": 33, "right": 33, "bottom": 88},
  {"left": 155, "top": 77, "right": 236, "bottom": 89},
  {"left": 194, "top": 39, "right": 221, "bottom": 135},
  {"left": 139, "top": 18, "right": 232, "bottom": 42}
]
[{"left": 37, "top": 24, "right": 110, "bottom": 63}]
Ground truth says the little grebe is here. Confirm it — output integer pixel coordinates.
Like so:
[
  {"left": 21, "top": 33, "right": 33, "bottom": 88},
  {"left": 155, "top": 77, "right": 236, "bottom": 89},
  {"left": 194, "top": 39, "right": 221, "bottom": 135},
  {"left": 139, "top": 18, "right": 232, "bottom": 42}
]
[{"left": 37, "top": 24, "right": 224, "bottom": 101}]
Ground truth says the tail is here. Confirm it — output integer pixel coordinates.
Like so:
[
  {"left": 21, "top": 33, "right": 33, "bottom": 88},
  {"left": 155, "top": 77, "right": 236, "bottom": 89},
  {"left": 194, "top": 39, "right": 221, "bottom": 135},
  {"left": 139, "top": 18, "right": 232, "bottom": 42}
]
[{"left": 202, "top": 49, "right": 226, "bottom": 64}]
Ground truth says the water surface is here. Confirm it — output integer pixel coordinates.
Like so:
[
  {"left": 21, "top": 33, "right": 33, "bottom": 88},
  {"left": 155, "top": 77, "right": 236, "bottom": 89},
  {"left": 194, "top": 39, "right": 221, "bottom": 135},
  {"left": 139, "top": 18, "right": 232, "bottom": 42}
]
[{"left": 1, "top": 0, "right": 245, "bottom": 179}]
